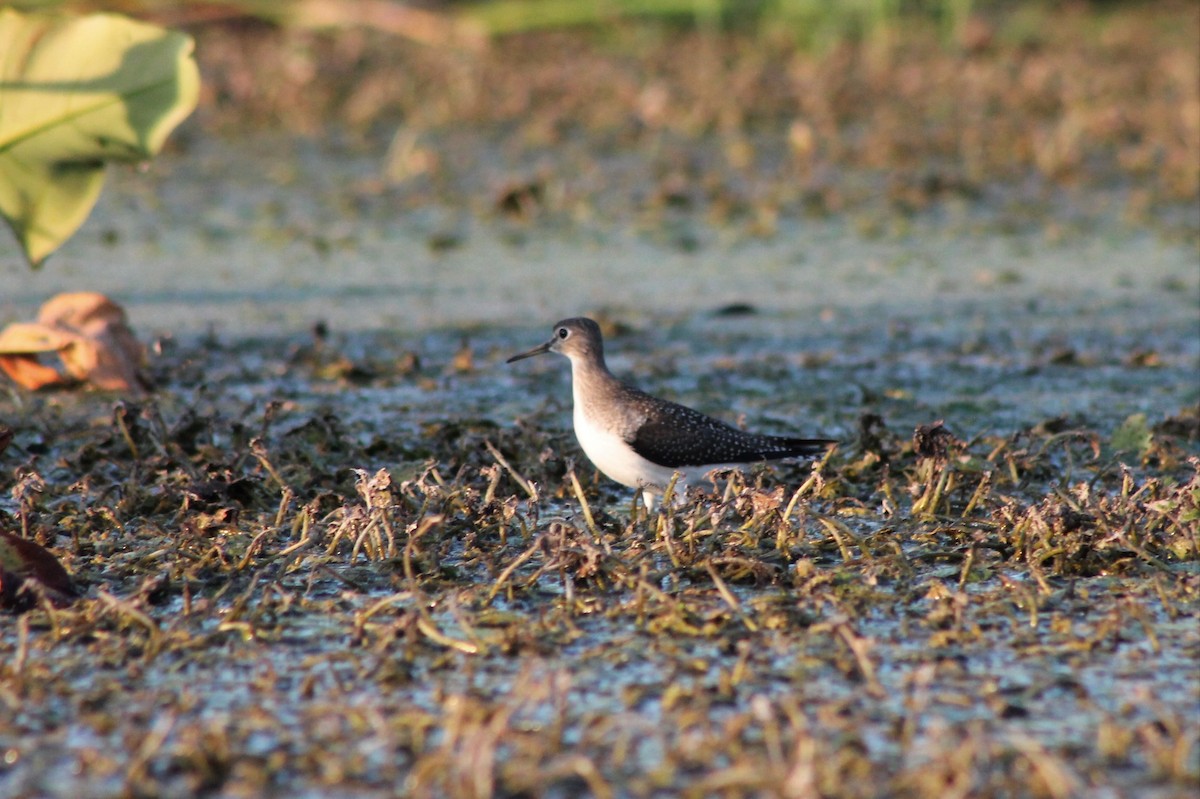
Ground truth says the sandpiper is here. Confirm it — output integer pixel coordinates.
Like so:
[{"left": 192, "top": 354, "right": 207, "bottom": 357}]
[{"left": 507, "top": 317, "right": 836, "bottom": 508}]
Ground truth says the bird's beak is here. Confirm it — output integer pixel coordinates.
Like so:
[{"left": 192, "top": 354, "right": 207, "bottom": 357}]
[{"left": 506, "top": 339, "right": 553, "bottom": 363}]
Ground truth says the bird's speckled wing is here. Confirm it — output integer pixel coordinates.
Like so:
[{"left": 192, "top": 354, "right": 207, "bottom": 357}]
[{"left": 623, "top": 392, "right": 834, "bottom": 469}]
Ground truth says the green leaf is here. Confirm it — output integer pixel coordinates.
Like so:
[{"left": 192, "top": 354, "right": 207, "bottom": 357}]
[
  {"left": 1110, "top": 413, "right": 1152, "bottom": 456},
  {"left": 0, "top": 9, "right": 199, "bottom": 267}
]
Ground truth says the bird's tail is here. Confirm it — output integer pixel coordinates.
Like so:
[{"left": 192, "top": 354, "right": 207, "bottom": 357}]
[{"left": 778, "top": 437, "right": 838, "bottom": 457}]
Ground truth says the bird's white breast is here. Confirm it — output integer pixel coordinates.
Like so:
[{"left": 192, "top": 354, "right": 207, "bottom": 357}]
[{"left": 573, "top": 402, "right": 677, "bottom": 491}]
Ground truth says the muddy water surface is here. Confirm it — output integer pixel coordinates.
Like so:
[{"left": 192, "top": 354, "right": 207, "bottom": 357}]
[{"left": 1, "top": 131, "right": 1197, "bottom": 798}]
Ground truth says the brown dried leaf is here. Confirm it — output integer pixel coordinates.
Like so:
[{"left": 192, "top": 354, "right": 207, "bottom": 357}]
[
  {"left": 0, "top": 292, "right": 147, "bottom": 392},
  {"left": 913, "top": 420, "right": 959, "bottom": 462}
]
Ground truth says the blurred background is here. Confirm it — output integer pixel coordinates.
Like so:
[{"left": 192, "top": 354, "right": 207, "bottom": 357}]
[{"left": 3, "top": 0, "right": 1197, "bottom": 333}]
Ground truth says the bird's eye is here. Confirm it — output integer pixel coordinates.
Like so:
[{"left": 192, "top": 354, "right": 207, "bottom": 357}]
[{"left": 557, "top": 327, "right": 569, "bottom": 339}]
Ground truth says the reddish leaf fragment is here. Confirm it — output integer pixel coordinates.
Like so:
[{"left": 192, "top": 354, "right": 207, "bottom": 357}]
[
  {"left": 0, "top": 353, "right": 72, "bottom": 390},
  {"left": 0, "top": 530, "right": 79, "bottom": 611}
]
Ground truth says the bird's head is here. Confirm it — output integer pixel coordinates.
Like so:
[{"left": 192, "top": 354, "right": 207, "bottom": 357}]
[{"left": 506, "top": 317, "right": 604, "bottom": 365}]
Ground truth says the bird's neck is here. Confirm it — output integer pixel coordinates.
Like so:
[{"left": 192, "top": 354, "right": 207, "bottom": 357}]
[{"left": 568, "top": 354, "right": 622, "bottom": 421}]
